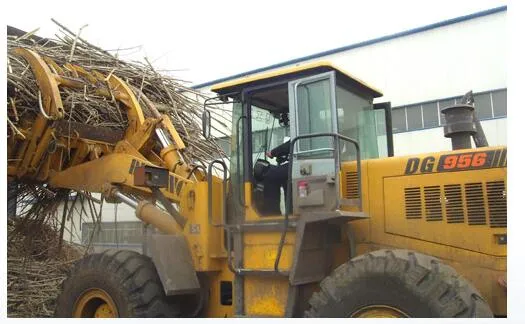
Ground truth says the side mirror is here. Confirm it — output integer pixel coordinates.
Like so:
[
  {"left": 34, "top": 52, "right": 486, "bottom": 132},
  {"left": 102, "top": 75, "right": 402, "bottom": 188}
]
[{"left": 202, "top": 109, "right": 211, "bottom": 139}]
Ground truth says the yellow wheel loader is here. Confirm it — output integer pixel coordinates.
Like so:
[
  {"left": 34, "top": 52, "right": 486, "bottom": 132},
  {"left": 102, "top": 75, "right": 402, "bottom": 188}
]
[{"left": 7, "top": 47, "right": 506, "bottom": 317}]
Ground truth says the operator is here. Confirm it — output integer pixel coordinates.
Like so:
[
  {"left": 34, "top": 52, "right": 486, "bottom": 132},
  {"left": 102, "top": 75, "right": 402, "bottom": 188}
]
[{"left": 264, "top": 113, "right": 291, "bottom": 213}]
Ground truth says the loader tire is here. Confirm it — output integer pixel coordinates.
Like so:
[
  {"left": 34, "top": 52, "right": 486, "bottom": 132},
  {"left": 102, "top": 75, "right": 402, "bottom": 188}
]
[
  {"left": 305, "top": 249, "right": 493, "bottom": 318},
  {"left": 55, "top": 249, "right": 181, "bottom": 318}
]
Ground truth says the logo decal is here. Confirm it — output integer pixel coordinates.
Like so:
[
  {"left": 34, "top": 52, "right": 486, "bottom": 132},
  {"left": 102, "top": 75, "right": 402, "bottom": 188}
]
[{"left": 404, "top": 149, "right": 506, "bottom": 175}]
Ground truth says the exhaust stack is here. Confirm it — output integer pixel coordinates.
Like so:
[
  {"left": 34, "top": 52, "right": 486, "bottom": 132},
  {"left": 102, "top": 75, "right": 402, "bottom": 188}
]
[{"left": 441, "top": 91, "right": 489, "bottom": 150}]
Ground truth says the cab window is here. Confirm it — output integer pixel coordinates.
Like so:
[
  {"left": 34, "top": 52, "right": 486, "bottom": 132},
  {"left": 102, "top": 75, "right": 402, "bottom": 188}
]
[{"left": 335, "top": 85, "right": 384, "bottom": 160}]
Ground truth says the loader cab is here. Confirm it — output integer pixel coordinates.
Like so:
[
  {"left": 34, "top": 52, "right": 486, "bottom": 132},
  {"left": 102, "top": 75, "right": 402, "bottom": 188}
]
[{"left": 210, "top": 62, "right": 391, "bottom": 219}]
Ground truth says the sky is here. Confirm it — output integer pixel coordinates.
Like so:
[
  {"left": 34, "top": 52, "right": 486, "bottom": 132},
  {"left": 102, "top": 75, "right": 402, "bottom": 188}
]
[{"left": 4, "top": 0, "right": 508, "bottom": 86}]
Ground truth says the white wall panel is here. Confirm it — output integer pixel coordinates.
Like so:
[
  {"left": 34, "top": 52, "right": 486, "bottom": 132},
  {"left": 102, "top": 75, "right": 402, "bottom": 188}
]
[
  {"left": 196, "top": 12, "right": 506, "bottom": 145},
  {"left": 393, "top": 118, "right": 506, "bottom": 156}
]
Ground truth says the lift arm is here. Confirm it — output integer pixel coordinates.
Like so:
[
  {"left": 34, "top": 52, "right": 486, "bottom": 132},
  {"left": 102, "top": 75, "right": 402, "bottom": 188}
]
[{"left": 8, "top": 48, "right": 202, "bottom": 232}]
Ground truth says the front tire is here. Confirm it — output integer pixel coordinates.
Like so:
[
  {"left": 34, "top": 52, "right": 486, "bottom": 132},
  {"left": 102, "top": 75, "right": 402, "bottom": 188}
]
[
  {"left": 305, "top": 249, "right": 493, "bottom": 318},
  {"left": 55, "top": 249, "right": 181, "bottom": 318}
]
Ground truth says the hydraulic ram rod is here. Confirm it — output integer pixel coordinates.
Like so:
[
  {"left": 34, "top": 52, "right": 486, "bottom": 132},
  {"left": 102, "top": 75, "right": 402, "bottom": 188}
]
[
  {"left": 113, "top": 190, "right": 138, "bottom": 208},
  {"left": 113, "top": 189, "right": 181, "bottom": 235}
]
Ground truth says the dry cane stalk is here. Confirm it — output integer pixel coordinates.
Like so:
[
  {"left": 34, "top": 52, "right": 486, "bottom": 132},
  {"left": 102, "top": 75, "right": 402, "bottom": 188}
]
[{"left": 7, "top": 21, "right": 233, "bottom": 317}]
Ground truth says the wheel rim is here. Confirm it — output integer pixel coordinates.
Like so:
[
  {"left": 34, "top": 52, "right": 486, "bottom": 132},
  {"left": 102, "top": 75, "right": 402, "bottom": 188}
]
[
  {"left": 351, "top": 305, "right": 409, "bottom": 318},
  {"left": 73, "top": 288, "right": 118, "bottom": 318}
]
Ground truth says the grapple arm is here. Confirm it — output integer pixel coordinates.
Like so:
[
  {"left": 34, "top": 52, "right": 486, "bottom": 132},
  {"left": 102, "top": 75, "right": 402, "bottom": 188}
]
[{"left": 8, "top": 48, "right": 201, "bottom": 233}]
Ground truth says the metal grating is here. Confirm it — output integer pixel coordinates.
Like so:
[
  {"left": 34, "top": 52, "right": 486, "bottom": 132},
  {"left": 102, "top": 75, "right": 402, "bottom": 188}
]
[
  {"left": 405, "top": 187, "right": 422, "bottom": 219},
  {"left": 424, "top": 186, "right": 442, "bottom": 221},
  {"left": 444, "top": 184, "right": 464, "bottom": 223},
  {"left": 465, "top": 183, "right": 486, "bottom": 225},
  {"left": 487, "top": 181, "right": 506, "bottom": 228},
  {"left": 345, "top": 171, "right": 359, "bottom": 199}
]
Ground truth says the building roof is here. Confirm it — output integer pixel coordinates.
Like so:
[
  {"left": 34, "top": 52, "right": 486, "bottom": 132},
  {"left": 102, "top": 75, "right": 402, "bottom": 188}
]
[
  {"left": 193, "top": 5, "right": 507, "bottom": 90},
  {"left": 211, "top": 60, "right": 383, "bottom": 97}
]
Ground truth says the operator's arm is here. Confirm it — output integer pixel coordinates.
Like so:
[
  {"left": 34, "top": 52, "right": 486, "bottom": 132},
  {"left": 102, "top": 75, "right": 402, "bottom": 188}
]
[{"left": 268, "top": 140, "right": 290, "bottom": 158}]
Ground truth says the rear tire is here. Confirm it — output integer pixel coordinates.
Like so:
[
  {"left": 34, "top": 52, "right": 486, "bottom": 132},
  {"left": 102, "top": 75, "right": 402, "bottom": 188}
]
[
  {"left": 55, "top": 249, "right": 181, "bottom": 317},
  {"left": 305, "top": 249, "right": 493, "bottom": 318}
]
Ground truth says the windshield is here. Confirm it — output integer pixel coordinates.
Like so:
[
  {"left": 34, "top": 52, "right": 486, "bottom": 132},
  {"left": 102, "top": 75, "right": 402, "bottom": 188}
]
[{"left": 251, "top": 105, "right": 289, "bottom": 166}]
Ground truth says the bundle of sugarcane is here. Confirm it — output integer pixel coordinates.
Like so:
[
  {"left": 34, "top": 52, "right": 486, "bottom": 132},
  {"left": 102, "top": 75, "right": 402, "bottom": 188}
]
[
  {"left": 7, "top": 217, "right": 87, "bottom": 317},
  {"left": 6, "top": 21, "right": 236, "bottom": 316},
  {"left": 7, "top": 182, "right": 107, "bottom": 317},
  {"left": 7, "top": 20, "right": 231, "bottom": 166}
]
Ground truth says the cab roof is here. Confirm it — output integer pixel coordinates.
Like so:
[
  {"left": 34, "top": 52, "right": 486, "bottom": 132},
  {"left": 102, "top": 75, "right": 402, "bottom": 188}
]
[{"left": 210, "top": 61, "right": 383, "bottom": 98}]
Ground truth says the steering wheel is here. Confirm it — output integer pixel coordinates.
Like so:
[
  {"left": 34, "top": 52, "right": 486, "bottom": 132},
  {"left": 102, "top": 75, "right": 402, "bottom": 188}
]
[{"left": 275, "top": 154, "right": 289, "bottom": 165}]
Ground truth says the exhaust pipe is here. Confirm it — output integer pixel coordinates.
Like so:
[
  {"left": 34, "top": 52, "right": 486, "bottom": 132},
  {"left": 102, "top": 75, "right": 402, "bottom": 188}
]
[{"left": 441, "top": 91, "right": 489, "bottom": 150}]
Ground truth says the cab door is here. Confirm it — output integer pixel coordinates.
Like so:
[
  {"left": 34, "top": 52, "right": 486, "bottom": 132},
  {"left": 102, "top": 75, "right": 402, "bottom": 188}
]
[{"left": 288, "top": 71, "right": 341, "bottom": 214}]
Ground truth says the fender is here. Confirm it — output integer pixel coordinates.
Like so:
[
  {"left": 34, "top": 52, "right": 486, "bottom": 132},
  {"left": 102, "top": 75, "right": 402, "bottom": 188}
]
[{"left": 145, "top": 234, "right": 200, "bottom": 295}]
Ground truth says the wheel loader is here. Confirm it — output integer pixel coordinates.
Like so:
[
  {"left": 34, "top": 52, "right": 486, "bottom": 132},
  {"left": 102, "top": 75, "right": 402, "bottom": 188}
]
[{"left": 7, "top": 47, "right": 506, "bottom": 317}]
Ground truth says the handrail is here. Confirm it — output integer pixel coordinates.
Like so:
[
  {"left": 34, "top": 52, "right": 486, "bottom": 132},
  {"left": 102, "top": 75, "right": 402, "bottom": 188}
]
[
  {"left": 205, "top": 159, "right": 239, "bottom": 274},
  {"left": 235, "top": 116, "right": 247, "bottom": 207},
  {"left": 274, "top": 132, "right": 362, "bottom": 272},
  {"left": 293, "top": 147, "right": 335, "bottom": 156},
  {"left": 207, "top": 159, "right": 228, "bottom": 227}
]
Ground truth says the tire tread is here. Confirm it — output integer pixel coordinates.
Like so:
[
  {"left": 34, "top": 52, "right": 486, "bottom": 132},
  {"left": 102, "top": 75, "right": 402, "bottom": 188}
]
[
  {"left": 55, "top": 249, "right": 180, "bottom": 318},
  {"left": 305, "top": 249, "right": 493, "bottom": 318}
]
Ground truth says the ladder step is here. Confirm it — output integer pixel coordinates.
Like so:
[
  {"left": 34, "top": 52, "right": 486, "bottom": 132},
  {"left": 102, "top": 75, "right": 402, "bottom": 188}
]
[{"left": 235, "top": 269, "right": 289, "bottom": 277}]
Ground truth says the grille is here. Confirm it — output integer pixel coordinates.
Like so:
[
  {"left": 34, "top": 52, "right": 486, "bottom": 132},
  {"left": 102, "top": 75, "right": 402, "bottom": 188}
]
[
  {"left": 344, "top": 171, "right": 359, "bottom": 199},
  {"left": 404, "top": 180, "right": 506, "bottom": 228},
  {"left": 404, "top": 187, "right": 422, "bottom": 219},
  {"left": 424, "top": 186, "right": 442, "bottom": 221},
  {"left": 465, "top": 183, "right": 486, "bottom": 225},
  {"left": 444, "top": 184, "right": 464, "bottom": 223},
  {"left": 487, "top": 181, "right": 506, "bottom": 228}
]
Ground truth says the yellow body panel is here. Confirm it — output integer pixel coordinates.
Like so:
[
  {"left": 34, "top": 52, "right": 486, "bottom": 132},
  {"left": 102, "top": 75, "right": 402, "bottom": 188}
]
[
  {"left": 178, "top": 181, "right": 227, "bottom": 271},
  {"left": 383, "top": 169, "right": 506, "bottom": 256},
  {"left": 339, "top": 146, "right": 507, "bottom": 315},
  {"left": 243, "top": 232, "right": 295, "bottom": 270},
  {"left": 244, "top": 277, "right": 289, "bottom": 317},
  {"left": 243, "top": 182, "right": 297, "bottom": 221},
  {"left": 204, "top": 145, "right": 507, "bottom": 317},
  {"left": 204, "top": 263, "right": 234, "bottom": 318},
  {"left": 239, "top": 183, "right": 296, "bottom": 317}
]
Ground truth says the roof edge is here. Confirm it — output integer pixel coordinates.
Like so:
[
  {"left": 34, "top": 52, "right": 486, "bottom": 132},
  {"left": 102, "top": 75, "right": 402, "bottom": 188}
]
[
  {"left": 211, "top": 60, "right": 383, "bottom": 97},
  {"left": 192, "top": 5, "right": 507, "bottom": 90}
]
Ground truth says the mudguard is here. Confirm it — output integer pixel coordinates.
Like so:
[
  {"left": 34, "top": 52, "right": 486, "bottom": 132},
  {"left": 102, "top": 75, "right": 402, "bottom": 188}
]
[{"left": 145, "top": 233, "right": 200, "bottom": 295}]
